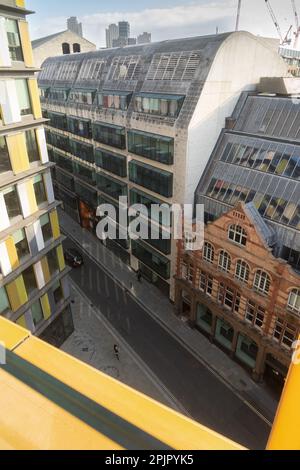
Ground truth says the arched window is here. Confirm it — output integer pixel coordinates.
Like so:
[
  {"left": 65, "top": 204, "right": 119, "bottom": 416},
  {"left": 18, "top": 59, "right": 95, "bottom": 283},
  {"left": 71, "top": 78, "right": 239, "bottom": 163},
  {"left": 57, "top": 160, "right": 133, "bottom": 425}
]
[
  {"left": 228, "top": 224, "right": 247, "bottom": 246},
  {"left": 235, "top": 260, "right": 250, "bottom": 283},
  {"left": 218, "top": 251, "right": 231, "bottom": 273},
  {"left": 287, "top": 289, "right": 300, "bottom": 314},
  {"left": 203, "top": 242, "right": 214, "bottom": 263},
  {"left": 73, "top": 43, "right": 81, "bottom": 53},
  {"left": 62, "top": 43, "right": 70, "bottom": 55},
  {"left": 253, "top": 270, "right": 271, "bottom": 295}
]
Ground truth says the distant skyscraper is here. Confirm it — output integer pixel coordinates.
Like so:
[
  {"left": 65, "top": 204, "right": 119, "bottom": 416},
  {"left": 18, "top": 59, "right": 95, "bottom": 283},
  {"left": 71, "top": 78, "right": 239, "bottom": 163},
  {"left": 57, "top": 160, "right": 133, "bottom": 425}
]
[
  {"left": 128, "top": 37, "right": 137, "bottom": 46},
  {"left": 137, "top": 32, "right": 152, "bottom": 45},
  {"left": 67, "top": 17, "right": 83, "bottom": 37},
  {"left": 118, "top": 21, "right": 130, "bottom": 42},
  {"left": 106, "top": 23, "right": 119, "bottom": 48}
]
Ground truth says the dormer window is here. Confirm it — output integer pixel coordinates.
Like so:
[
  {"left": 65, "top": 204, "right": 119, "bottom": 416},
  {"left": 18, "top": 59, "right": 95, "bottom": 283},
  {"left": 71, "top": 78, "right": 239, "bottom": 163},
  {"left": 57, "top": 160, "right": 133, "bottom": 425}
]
[{"left": 228, "top": 224, "right": 247, "bottom": 246}]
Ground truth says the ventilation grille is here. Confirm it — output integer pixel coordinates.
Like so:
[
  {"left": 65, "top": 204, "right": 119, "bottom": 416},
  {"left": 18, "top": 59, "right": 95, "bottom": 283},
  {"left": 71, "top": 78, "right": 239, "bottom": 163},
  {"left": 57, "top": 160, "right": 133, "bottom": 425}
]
[
  {"left": 146, "top": 51, "right": 201, "bottom": 81},
  {"left": 107, "top": 56, "right": 142, "bottom": 81}
]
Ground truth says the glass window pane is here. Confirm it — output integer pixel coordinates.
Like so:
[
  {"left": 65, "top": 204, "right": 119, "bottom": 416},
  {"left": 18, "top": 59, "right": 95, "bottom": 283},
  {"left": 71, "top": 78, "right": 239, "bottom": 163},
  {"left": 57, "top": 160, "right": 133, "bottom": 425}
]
[
  {"left": 0, "top": 136, "right": 12, "bottom": 173},
  {"left": 31, "top": 300, "right": 44, "bottom": 327},
  {"left": 6, "top": 19, "right": 23, "bottom": 62},
  {"left": 15, "top": 79, "right": 32, "bottom": 116},
  {"left": 0, "top": 287, "right": 10, "bottom": 314}
]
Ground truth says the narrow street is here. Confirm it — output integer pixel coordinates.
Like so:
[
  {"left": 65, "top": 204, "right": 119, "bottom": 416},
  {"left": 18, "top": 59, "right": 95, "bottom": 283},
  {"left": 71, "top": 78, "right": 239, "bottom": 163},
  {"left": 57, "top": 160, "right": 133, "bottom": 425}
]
[{"left": 64, "top": 238, "right": 271, "bottom": 450}]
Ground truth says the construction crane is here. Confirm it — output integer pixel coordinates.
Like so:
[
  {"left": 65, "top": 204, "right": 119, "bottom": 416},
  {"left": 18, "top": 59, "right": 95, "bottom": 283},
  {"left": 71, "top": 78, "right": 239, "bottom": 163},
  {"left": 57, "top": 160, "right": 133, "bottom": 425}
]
[
  {"left": 235, "top": 0, "right": 242, "bottom": 31},
  {"left": 265, "top": 0, "right": 283, "bottom": 43},
  {"left": 291, "top": 0, "right": 300, "bottom": 48}
]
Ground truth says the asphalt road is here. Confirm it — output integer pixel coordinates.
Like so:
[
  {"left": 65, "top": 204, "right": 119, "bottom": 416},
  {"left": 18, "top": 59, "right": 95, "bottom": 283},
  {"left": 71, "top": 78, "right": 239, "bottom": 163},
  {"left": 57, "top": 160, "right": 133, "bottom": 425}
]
[{"left": 64, "top": 239, "right": 270, "bottom": 450}]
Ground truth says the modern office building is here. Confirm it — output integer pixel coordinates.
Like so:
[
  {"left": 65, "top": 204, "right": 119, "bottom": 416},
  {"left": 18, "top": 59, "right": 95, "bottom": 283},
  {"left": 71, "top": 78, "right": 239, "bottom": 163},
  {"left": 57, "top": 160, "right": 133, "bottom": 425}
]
[
  {"left": 118, "top": 21, "right": 130, "bottom": 42},
  {"left": 106, "top": 23, "right": 119, "bottom": 49},
  {"left": 0, "top": 0, "right": 73, "bottom": 346},
  {"left": 175, "top": 202, "right": 300, "bottom": 387},
  {"left": 38, "top": 31, "right": 287, "bottom": 299},
  {"left": 67, "top": 16, "right": 83, "bottom": 38},
  {"left": 137, "top": 32, "right": 151, "bottom": 45}
]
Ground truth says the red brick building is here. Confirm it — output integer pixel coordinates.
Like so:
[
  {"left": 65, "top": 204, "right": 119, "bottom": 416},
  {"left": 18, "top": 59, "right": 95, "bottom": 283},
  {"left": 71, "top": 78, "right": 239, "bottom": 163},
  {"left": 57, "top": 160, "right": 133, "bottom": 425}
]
[{"left": 175, "top": 202, "right": 300, "bottom": 387}]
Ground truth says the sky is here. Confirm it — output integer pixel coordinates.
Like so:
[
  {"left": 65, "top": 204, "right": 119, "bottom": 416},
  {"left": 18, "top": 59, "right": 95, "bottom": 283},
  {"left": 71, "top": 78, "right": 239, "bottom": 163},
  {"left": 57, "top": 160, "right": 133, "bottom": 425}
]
[{"left": 26, "top": 0, "right": 300, "bottom": 48}]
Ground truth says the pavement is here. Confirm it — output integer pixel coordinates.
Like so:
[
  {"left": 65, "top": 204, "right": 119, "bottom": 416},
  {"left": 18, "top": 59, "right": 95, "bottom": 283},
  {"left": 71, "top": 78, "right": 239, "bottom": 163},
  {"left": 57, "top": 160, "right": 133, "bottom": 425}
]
[{"left": 59, "top": 208, "right": 280, "bottom": 449}]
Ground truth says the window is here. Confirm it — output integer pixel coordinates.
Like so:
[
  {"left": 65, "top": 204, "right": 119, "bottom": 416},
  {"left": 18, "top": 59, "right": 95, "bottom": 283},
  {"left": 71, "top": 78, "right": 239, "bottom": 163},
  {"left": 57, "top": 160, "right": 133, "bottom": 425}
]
[
  {"left": 49, "top": 132, "right": 70, "bottom": 153},
  {"left": 31, "top": 300, "right": 44, "bottom": 327},
  {"left": 228, "top": 225, "right": 247, "bottom": 246},
  {"left": 5, "top": 19, "right": 23, "bottom": 62},
  {"left": 199, "top": 271, "right": 213, "bottom": 296},
  {"left": 25, "top": 130, "right": 40, "bottom": 163},
  {"left": 73, "top": 162, "right": 96, "bottom": 187},
  {"left": 53, "top": 281, "right": 64, "bottom": 304},
  {"left": 47, "top": 249, "right": 59, "bottom": 276},
  {"left": 15, "top": 79, "right": 32, "bottom": 116},
  {"left": 67, "top": 117, "right": 92, "bottom": 138},
  {"left": 22, "top": 265, "right": 37, "bottom": 296},
  {"left": 0, "top": 136, "right": 12, "bottom": 174},
  {"left": 33, "top": 175, "right": 47, "bottom": 206},
  {"left": 92, "top": 122, "right": 126, "bottom": 150},
  {"left": 245, "top": 300, "right": 265, "bottom": 329},
  {"left": 273, "top": 317, "right": 298, "bottom": 349},
  {"left": 235, "top": 260, "right": 250, "bottom": 283},
  {"left": 40, "top": 213, "right": 52, "bottom": 242},
  {"left": 62, "top": 43, "right": 70, "bottom": 54},
  {"left": 134, "top": 93, "right": 185, "bottom": 118},
  {"left": 218, "top": 251, "right": 231, "bottom": 273},
  {"left": 69, "top": 139, "right": 94, "bottom": 163},
  {"left": 130, "top": 189, "right": 171, "bottom": 227},
  {"left": 95, "top": 149, "right": 127, "bottom": 178},
  {"left": 73, "top": 43, "right": 81, "bottom": 53},
  {"left": 48, "top": 112, "right": 67, "bottom": 130},
  {"left": 0, "top": 287, "right": 10, "bottom": 314},
  {"left": 100, "top": 91, "right": 132, "bottom": 111},
  {"left": 218, "top": 283, "right": 240, "bottom": 313},
  {"left": 13, "top": 228, "right": 30, "bottom": 261},
  {"left": 253, "top": 270, "right": 271, "bottom": 295},
  {"left": 69, "top": 90, "right": 95, "bottom": 105},
  {"left": 203, "top": 242, "right": 214, "bottom": 263},
  {"left": 131, "top": 240, "right": 170, "bottom": 280},
  {"left": 287, "top": 289, "right": 300, "bottom": 314},
  {"left": 3, "top": 186, "right": 21, "bottom": 220},
  {"left": 129, "top": 160, "right": 173, "bottom": 198},
  {"left": 181, "top": 262, "right": 194, "bottom": 283},
  {"left": 97, "top": 173, "right": 127, "bottom": 200},
  {"left": 128, "top": 130, "right": 174, "bottom": 165}
]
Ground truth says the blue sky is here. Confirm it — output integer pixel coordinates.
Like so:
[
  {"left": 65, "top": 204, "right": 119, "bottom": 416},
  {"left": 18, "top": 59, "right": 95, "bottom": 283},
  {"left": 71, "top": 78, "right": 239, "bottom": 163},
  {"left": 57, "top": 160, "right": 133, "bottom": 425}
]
[{"left": 26, "top": 0, "right": 300, "bottom": 48}]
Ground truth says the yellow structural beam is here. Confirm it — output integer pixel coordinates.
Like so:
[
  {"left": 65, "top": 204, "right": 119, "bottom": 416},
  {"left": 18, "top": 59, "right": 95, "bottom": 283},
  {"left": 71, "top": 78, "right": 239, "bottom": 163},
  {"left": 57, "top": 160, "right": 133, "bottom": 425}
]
[
  {"left": 267, "top": 342, "right": 300, "bottom": 450},
  {"left": 0, "top": 318, "right": 244, "bottom": 450}
]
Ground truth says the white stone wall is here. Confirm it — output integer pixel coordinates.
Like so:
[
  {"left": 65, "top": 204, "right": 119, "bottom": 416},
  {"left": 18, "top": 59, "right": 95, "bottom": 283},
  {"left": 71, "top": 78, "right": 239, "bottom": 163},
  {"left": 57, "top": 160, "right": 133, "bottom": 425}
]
[{"left": 33, "top": 31, "right": 96, "bottom": 68}]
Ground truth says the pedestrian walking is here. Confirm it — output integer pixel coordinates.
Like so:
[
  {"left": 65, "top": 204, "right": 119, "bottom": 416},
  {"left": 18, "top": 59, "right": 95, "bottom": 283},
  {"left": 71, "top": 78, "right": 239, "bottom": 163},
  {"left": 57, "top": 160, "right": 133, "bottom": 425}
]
[
  {"left": 113, "top": 344, "right": 120, "bottom": 361},
  {"left": 137, "top": 270, "right": 142, "bottom": 283}
]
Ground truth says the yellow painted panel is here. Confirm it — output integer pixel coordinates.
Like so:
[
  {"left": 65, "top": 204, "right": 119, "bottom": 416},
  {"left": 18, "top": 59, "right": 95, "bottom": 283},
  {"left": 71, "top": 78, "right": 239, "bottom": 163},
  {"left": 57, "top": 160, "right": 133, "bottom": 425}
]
[
  {"left": 5, "top": 236, "right": 19, "bottom": 270},
  {"left": 41, "top": 257, "right": 51, "bottom": 284},
  {"left": 267, "top": 350, "right": 300, "bottom": 450},
  {"left": 50, "top": 210, "right": 60, "bottom": 240},
  {"left": 6, "top": 133, "right": 30, "bottom": 175},
  {"left": 26, "top": 180, "right": 38, "bottom": 215},
  {"left": 40, "top": 294, "right": 51, "bottom": 320},
  {"left": 27, "top": 79, "right": 42, "bottom": 119},
  {"left": 18, "top": 22, "right": 34, "bottom": 68},
  {"left": 6, "top": 276, "right": 28, "bottom": 312},
  {"left": 0, "top": 317, "right": 30, "bottom": 351},
  {"left": 56, "top": 245, "right": 65, "bottom": 272},
  {"left": 16, "top": 0, "right": 25, "bottom": 7},
  {"left": 16, "top": 315, "right": 26, "bottom": 328},
  {"left": 15, "top": 337, "right": 245, "bottom": 450}
]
